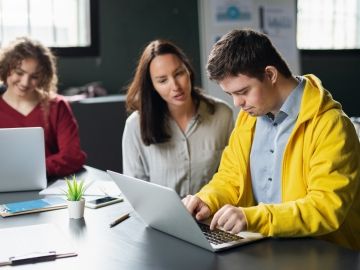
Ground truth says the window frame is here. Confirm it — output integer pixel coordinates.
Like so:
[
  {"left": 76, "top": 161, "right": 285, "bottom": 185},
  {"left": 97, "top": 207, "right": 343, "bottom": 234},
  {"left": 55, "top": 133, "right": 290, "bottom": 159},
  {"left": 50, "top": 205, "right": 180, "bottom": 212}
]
[
  {"left": 44, "top": 0, "right": 99, "bottom": 57},
  {"left": 297, "top": 0, "right": 360, "bottom": 55},
  {"left": 300, "top": 49, "right": 360, "bottom": 57}
]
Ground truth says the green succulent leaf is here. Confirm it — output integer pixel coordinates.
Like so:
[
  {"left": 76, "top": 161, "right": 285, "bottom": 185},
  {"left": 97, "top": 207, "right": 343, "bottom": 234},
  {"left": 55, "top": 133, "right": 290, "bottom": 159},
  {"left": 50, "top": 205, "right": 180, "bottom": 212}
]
[{"left": 64, "top": 175, "right": 87, "bottom": 201}]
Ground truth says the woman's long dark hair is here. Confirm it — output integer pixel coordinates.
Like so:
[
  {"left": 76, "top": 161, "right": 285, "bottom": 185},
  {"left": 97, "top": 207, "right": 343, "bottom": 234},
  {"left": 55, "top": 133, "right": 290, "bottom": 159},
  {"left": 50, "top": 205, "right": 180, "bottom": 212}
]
[{"left": 126, "top": 40, "right": 215, "bottom": 146}]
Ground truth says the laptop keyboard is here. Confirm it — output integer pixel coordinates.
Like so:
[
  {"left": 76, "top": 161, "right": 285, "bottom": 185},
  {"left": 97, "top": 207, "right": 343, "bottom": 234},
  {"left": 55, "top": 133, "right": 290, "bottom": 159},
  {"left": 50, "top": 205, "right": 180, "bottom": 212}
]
[{"left": 198, "top": 223, "right": 243, "bottom": 245}]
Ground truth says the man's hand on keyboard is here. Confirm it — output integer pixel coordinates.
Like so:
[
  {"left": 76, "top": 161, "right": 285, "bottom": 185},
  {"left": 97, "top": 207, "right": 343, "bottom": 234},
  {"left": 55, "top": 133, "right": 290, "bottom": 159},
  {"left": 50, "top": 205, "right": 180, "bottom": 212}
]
[
  {"left": 182, "top": 195, "right": 211, "bottom": 221},
  {"left": 210, "top": 205, "right": 247, "bottom": 234}
]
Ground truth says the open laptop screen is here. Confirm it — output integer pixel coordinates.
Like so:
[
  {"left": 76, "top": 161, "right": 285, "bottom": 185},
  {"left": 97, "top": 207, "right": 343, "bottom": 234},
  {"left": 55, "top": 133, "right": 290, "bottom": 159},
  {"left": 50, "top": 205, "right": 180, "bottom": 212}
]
[{"left": 0, "top": 127, "right": 47, "bottom": 192}]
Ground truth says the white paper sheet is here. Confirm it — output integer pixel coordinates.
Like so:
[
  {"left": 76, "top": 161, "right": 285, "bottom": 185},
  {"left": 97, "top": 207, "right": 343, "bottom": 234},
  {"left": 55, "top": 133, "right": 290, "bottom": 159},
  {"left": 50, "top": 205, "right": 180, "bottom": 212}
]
[
  {"left": 40, "top": 180, "right": 121, "bottom": 197},
  {"left": 0, "top": 224, "right": 76, "bottom": 265}
]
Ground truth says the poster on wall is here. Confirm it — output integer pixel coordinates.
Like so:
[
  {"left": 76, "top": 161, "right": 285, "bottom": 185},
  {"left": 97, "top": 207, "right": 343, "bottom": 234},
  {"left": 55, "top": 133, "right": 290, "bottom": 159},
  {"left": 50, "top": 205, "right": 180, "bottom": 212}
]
[
  {"left": 198, "top": 0, "right": 299, "bottom": 117},
  {"left": 259, "top": 1, "right": 299, "bottom": 76},
  {"left": 210, "top": 0, "right": 258, "bottom": 45},
  {"left": 211, "top": 0, "right": 256, "bottom": 27}
]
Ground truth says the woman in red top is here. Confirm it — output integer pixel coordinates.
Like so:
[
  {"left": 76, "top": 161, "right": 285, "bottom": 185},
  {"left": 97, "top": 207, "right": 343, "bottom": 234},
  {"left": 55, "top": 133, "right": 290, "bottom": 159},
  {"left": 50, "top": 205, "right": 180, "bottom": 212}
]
[{"left": 0, "top": 37, "right": 86, "bottom": 177}]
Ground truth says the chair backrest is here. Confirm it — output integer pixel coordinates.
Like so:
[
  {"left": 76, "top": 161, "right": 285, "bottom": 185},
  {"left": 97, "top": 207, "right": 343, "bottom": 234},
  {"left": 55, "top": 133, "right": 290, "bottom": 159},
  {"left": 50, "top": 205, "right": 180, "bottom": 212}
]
[{"left": 70, "top": 95, "right": 127, "bottom": 172}]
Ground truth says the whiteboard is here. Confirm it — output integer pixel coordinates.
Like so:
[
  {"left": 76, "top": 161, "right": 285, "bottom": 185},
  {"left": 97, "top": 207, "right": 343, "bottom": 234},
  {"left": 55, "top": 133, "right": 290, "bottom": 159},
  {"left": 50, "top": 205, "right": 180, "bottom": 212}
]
[{"left": 198, "top": 0, "right": 300, "bottom": 117}]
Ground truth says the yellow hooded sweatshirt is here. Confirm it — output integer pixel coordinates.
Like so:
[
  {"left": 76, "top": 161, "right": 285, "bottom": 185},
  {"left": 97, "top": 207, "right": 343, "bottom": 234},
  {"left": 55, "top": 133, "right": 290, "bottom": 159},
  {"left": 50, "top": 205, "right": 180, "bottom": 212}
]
[{"left": 196, "top": 74, "right": 360, "bottom": 250}]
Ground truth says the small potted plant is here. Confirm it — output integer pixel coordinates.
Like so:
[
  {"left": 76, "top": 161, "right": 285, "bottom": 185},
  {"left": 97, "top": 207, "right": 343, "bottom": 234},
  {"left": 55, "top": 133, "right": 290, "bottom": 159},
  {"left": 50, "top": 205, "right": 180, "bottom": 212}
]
[{"left": 65, "top": 175, "right": 86, "bottom": 219}]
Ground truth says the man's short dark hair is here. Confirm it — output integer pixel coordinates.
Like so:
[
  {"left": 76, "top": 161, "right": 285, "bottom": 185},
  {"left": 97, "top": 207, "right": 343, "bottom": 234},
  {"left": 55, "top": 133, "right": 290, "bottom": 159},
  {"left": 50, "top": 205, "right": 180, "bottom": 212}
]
[{"left": 206, "top": 29, "right": 292, "bottom": 81}]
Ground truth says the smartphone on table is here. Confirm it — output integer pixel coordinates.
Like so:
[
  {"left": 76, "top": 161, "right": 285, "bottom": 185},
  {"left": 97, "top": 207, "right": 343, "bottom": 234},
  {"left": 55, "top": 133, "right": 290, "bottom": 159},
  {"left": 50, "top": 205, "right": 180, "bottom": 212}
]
[{"left": 85, "top": 196, "right": 123, "bottom": 209}]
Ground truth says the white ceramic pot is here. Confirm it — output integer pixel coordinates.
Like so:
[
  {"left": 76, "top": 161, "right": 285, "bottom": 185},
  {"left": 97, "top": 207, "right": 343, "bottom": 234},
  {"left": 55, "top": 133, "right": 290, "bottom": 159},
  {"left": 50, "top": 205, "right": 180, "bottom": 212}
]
[{"left": 67, "top": 199, "right": 85, "bottom": 219}]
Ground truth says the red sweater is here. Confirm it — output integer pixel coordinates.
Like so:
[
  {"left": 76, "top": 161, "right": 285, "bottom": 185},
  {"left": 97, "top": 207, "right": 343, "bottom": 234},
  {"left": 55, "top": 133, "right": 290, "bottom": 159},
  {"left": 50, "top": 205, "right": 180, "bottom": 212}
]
[{"left": 0, "top": 95, "right": 86, "bottom": 177}]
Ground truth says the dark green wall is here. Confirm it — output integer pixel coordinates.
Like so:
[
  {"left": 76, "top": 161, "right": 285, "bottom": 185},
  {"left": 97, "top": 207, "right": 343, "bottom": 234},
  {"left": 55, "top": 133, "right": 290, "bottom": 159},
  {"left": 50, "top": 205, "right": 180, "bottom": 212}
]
[
  {"left": 301, "top": 52, "right": 360, "bottom": 116},
  {"left": 57, "top": 0, "right": 201, "bottom": 94}
]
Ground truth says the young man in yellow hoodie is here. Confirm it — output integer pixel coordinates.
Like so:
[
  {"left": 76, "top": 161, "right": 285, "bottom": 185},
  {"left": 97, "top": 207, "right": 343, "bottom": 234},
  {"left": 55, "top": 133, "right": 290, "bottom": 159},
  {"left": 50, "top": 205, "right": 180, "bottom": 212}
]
[{"left": 183, "top": 29, "right": 360, "bottom": 250}]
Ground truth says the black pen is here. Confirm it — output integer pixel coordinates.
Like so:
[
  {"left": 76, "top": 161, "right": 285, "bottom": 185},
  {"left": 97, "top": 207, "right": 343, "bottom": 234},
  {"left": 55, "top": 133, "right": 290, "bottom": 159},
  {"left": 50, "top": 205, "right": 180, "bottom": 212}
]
[
  {"left": 0, "top": 251, "right": 77, "bottom": 266},
  {"left": 109, "top": 213, "right": 130, "bottom": 228}
]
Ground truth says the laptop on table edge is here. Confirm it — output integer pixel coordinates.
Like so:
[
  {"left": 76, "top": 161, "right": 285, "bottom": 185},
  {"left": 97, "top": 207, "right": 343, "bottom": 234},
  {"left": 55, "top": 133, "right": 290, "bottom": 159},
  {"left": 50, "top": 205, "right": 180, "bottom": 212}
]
[
  {"left": 107, "top": 170, "right": 264, "bottom": 252},
  {"left": 0, "top": 127, "right": 47, "bottom": 192}
]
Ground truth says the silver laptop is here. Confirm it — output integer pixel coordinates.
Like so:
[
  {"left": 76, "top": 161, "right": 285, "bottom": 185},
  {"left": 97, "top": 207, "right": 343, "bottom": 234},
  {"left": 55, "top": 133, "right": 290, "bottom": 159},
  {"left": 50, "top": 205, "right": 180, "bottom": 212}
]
[
  {"left": 0, "top": 127, "right": 47, "bottom": 192},
  {"left": 107, "top": 170, "right": 264, "bottom": 252}
]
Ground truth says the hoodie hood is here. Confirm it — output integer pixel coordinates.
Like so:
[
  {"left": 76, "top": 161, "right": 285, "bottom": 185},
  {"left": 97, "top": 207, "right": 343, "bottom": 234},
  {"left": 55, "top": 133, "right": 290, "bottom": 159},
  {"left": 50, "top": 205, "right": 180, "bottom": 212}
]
[
  {"left": 298, "top": 74, "right": 342, "bottom": 124},
  {"left": 234, "top": 74, "right": 342, "bottom": 131}
]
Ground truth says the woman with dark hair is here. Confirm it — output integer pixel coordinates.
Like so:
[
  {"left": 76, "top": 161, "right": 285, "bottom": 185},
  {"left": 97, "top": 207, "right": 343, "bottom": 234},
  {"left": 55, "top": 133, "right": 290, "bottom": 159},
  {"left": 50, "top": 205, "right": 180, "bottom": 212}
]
[
  {"left": 0, "top": 37, "right": 86, "bottom": 177},
  {"left": 123, "top": 39, "right": 233, "bottom": 197}
]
